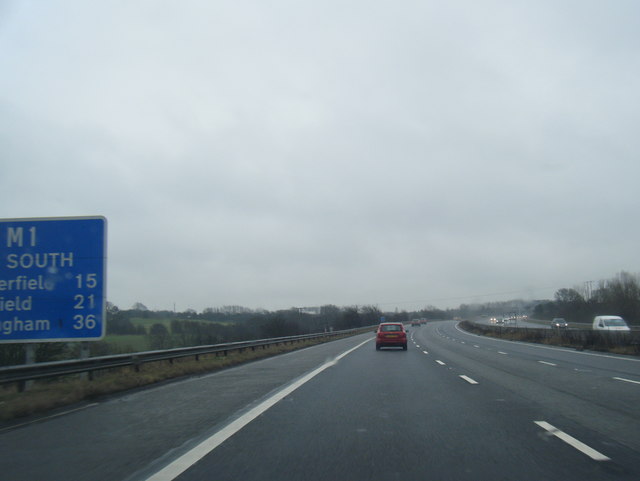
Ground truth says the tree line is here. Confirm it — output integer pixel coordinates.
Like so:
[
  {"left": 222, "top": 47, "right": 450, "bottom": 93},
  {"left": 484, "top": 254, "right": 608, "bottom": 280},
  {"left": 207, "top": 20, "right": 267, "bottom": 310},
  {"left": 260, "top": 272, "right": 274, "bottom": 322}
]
[
  {"left": 125, "top": 304, "right": 392, "bottom": 350},
  {"left": 533, "top": 271, "right": 639, "bottom": 324},
  {"left": 6, "top": 271, "right": 635, "bottom": 366},
  {"left": 0, "top": 302, "right": 452, "bottom": 365},
  {"left": 140, "top": 304, "right": 456, "bottom": 350}
]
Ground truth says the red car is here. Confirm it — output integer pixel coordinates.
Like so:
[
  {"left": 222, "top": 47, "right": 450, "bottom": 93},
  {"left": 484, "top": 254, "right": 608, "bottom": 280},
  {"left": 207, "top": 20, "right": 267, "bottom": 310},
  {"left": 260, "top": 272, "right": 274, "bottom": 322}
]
[{"left": 375, "top": 322, "right": 407, "bottom": 351}]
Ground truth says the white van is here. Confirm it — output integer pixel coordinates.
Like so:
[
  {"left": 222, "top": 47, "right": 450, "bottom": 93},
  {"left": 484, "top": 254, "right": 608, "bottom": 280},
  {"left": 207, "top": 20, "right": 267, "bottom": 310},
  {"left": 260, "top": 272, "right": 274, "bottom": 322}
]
[{"left": 592, "top": 315, "right": 630, "bottom": 332}]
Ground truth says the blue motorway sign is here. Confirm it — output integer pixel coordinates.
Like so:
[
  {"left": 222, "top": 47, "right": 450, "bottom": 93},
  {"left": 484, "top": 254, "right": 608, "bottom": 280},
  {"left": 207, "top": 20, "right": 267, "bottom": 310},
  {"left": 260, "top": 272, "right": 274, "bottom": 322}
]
[{"left": 0, "top": 216, "right": 106, "bottom": 343}]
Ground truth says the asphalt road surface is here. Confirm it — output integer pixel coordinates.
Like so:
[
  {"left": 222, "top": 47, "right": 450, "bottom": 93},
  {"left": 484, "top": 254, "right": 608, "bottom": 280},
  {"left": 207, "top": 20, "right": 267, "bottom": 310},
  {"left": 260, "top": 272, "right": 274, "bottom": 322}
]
[{"left": 2, "top": 321, "right": 639, "bottom": 480}]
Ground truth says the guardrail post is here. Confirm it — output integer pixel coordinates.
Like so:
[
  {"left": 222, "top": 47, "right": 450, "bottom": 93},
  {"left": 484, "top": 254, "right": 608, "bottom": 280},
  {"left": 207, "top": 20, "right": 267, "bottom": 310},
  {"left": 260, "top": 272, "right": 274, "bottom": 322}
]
[
  {"left": 79, "top": 342, "right": 90, "bottom": 381},
  {"left": 18, "top": 344, "right": 36, "bottom": 392},
  {"left": 132, "top": 355, "right": 141, "bottom": 372}
]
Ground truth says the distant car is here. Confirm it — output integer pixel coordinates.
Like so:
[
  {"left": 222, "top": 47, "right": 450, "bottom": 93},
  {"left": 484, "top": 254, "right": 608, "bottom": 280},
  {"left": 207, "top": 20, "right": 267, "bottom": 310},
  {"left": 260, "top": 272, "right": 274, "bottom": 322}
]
[
  {"left": 551, "top": 318, "right": 568, "bottom": 328},
  {"left": 411, "top": 319, "right": 421, "bottom": 327},
  {"left": 376, "top": 322, "right": 407, "bottom": 350}
]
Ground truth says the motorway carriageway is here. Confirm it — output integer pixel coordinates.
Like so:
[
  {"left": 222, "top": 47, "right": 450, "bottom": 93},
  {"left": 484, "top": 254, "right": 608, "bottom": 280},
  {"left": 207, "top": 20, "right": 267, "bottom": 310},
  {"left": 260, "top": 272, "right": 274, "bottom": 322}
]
[{"left": 1, "top": 320, "right": 639, "bottom": 480}]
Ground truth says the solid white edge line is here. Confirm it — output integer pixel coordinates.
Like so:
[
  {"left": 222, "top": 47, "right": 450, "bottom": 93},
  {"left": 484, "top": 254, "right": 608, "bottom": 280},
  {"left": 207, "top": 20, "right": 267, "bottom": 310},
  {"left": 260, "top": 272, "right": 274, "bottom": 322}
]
[
  {"left": 613, "top": 377, "right": 640, "bottom": 385},
  {"left": 145, "top": 338, "right": 372, "bottom": 481},
  {"left": 534, "top": 421, "right": 610, "bottom": 461},
  {"left": 459, "top": 375, "right": 479, "bottom": 385},
  {"left": 0, "top": 403, "right": 100, "bottom": 433}
]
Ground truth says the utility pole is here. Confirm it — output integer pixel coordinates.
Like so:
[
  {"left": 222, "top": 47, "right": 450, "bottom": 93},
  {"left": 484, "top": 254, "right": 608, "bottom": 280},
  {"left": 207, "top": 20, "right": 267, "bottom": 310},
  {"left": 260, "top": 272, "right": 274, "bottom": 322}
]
[{"left": 584, "top": 281, "right": 594, "bottom": 301}]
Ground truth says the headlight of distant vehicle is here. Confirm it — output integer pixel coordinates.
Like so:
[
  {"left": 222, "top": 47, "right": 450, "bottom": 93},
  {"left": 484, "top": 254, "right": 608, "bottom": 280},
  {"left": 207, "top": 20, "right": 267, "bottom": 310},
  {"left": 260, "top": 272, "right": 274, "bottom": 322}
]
[{"left": 551, "top": 318, "right": 568, "bottom": 328}]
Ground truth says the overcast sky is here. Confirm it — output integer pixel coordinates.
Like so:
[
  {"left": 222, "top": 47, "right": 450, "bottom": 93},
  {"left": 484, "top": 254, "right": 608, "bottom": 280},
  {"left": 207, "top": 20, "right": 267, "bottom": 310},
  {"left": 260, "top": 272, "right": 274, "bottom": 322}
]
[{"left": 1, "top": 1, "right": 638, "bottom": 312}]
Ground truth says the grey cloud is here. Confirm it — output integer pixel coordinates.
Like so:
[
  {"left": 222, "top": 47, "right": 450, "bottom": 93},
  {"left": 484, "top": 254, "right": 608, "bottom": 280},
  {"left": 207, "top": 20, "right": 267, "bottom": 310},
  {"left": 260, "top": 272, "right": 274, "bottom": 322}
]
[{"left": 1, "top": 0, "right": 638, "bottom": 311}]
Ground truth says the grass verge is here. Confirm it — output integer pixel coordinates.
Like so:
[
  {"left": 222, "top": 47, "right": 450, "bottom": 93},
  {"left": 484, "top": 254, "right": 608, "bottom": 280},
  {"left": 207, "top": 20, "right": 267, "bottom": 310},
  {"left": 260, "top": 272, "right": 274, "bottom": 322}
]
[
  {"left": 0, "top": 334, "right": 360, "bottom": 422},
  {"left": 459, "top": 321, "right": 640, "bottom": 356}
]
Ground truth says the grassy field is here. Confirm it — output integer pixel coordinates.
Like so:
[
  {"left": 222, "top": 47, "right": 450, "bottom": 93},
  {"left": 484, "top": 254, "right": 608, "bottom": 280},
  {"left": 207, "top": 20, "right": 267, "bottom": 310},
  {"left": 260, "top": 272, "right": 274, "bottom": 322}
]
[
  {"left": 129, "top": 317, "right": 173, "bottom": 333},
  {"left": 128, "top": 317, "right": 228, "bottom": 333},
  {"left": 103, "top": 334, "right": 149, "bottom": 353},
  {"left": 103, "top": 317, "right": 237, "bottom": 355}
]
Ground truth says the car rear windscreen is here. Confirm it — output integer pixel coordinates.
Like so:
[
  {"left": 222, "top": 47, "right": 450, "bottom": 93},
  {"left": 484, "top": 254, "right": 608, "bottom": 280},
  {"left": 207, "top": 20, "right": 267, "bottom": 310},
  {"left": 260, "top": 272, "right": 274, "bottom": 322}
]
[{"left": 381, "top": 325, "right": 402, "bottom": 332}]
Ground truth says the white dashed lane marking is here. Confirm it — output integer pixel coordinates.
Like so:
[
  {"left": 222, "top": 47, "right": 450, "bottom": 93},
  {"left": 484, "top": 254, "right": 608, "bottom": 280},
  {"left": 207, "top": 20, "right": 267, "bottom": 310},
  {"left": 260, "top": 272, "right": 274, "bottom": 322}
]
[
  {"left": 534, "top": 421, "right": 610, "bottom": 461},
  {"left": 459, "top": 375, "right": 479, "bottom": 385},
  {"left": 613, "top": 377, "right": 640, "bottom": 385}
]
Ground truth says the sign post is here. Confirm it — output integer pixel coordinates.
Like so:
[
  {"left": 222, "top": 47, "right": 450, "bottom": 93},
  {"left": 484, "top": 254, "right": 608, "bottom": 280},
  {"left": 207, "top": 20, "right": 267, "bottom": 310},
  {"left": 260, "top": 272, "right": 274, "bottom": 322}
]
[{"left": 0, "top": 216, "right": 106, "bottom": 343}]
